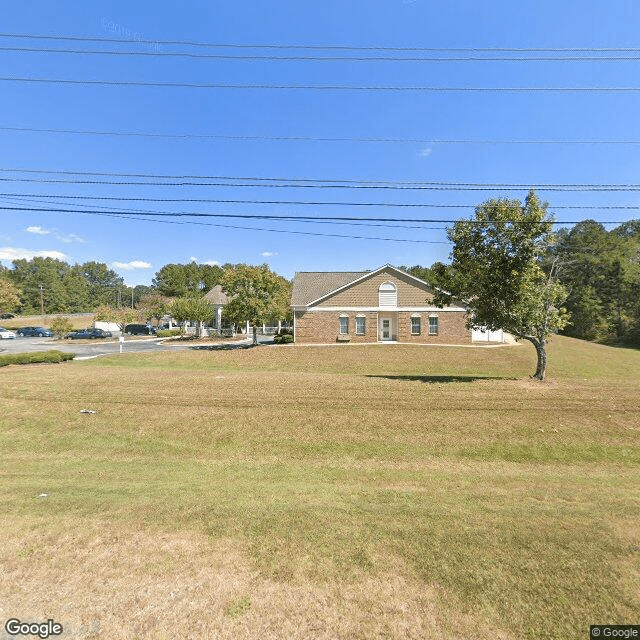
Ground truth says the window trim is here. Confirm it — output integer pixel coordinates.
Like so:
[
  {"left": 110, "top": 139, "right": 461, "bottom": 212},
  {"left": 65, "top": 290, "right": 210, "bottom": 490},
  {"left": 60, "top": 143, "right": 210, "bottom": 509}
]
[
  {"left": 339, "top": 315, "right": 349, "bottom": 335},
  {"left": 428, "top": 315, "right": 439, "bottom": 336},
  {"left": 410, "top": 315, "right": 421, "bottom": 335},
  {"left": 355, "top": 315, "right": 366, "bottom": 335}
]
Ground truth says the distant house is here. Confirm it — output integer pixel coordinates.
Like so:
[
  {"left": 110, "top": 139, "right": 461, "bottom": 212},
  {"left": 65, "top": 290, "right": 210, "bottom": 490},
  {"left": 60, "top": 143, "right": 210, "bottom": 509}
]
[{"left": 291, "top": 264, "right": 472, "bottom": 344}]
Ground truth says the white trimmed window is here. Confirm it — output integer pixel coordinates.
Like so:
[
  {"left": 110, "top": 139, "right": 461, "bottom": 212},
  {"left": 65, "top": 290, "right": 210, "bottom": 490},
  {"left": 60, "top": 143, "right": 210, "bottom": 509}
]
[
  {"left": 429, "top": 316, "right": 439, "bottom": 335},
  {"left": 355, "top": 316, "right": 366, "bottom": 335},
  {"left": 411, "top": 315, "right": 421, "bottom": 335},
  {"left": 379, "top": 282, "right": 397, "bottom": 307},
  {"left": 339, "top": 316, "right": 349, "bottom": 334}
]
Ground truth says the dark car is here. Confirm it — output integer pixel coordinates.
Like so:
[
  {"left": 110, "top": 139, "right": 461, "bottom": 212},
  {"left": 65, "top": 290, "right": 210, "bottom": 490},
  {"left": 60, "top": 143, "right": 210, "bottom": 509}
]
[
  {"left": 16, "top": 326, "right": 54, "bottom": 337},
  {"left": 67, "top": 328, "right": 112, "bottom": 339},
  {"left": 124, "top": 324, "right": 157, "bottom": 335}
]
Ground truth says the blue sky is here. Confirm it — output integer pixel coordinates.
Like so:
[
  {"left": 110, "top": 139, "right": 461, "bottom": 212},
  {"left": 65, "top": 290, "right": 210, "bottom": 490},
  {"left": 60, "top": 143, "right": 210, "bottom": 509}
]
[{"left": 2, "top": 1, "right": 640, "bottom": 285}]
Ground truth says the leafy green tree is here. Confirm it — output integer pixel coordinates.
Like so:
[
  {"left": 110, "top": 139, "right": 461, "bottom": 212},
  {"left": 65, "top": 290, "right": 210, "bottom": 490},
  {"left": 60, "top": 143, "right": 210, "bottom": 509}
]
[
  {"left": 0, "top": 278, "right": 21, "bottom": 314},
  {"left": 221, "top": 264, "right": 291, "bottom": 345},
  {"left": 76, "top": 261, "right": 123, "bottom": 307},
  {"left": 64, "top": 266, "right": 90, "bottom": 311},
  {"left": 11, "top": 257, "right": 71, "bottom": 314},
  {"left": 132, "top": 285, "right": 153, "bottom": 306},
  {"left": 552, "top": 220, "right": 640, "bottom": 341},
  {"left": 433, "top": 191, "right": 568, "bottom": 380},
  {"left": 170, "top": 296, "right": 214, "bottom": 337},
  {"left": 138, "top": 292, "right": 172, "bottom": 325},
  {"left": 153, "top": 262, "right": 225, "bottom": 297},
  {"left": 153, "top": 263, "right": 191, "bottom": 297}
]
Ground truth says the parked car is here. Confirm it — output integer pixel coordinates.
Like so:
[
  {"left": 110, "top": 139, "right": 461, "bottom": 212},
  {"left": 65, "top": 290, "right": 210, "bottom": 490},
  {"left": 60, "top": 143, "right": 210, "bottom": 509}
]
[
  {"left": 0, "top": 326, "right": 17, "bottom": 339},
  {"left": 124, "top": 324, "right": 157, "bottom": 335},
  {"left": 16, "top": 326, "right": 54, "bottom": 337},
  {"left": 67, "top": 328, "right": 112, "bottom": 339}
]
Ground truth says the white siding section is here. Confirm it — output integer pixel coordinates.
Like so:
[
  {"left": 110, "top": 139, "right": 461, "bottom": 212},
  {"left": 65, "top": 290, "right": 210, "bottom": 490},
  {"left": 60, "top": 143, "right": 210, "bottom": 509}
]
[
  {"left": 472, "top": 327, "right": 505, "bottom": 342},
  {"left": 379, "top": 282, "right": 397, "bottom": 308}
]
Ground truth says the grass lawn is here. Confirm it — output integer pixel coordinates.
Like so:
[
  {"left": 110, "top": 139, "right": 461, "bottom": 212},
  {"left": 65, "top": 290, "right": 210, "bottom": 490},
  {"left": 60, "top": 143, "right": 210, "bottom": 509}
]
[
  {"left": 0, "top": 336, "right": 638, "bottom": 639},
  {"left": 2, "top": 313, "right": 96, "bottom": 331}
]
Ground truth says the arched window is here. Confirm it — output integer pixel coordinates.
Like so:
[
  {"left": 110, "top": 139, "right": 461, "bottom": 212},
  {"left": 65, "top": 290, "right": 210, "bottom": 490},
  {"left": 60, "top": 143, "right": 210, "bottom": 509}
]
[{"left": 379, "top": 282, "right": 397, "bottom": 307}]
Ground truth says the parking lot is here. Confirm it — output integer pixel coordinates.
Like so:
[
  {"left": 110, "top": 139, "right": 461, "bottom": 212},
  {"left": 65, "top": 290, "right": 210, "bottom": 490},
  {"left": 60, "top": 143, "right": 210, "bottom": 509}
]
[
  {"left": 0, "top": 333, "right": 267, "bottom": 359},
  {"left": 0, "top": 335, "right": 184, "bottom": 358}
]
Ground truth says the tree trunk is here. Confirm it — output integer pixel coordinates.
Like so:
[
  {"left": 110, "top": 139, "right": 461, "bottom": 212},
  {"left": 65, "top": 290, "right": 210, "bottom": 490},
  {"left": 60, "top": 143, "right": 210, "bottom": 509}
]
[
  {"left": 523, "top": 336, "right": 547, "bottom": 380},
  {"left": 252, "top": 325, "right": 258, "bottom": 345}
]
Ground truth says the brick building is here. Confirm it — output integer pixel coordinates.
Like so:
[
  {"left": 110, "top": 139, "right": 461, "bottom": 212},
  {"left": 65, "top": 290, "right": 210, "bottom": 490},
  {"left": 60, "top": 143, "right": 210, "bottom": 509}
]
[{"left": 291, "top": 265, "right": 472, "bottom": 345}]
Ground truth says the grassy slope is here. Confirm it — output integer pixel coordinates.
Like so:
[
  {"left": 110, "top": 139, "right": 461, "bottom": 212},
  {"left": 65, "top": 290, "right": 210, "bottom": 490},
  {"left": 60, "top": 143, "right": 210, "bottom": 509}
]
[{"left": 0, "top": 336, "right": 638, "bottom": 639}]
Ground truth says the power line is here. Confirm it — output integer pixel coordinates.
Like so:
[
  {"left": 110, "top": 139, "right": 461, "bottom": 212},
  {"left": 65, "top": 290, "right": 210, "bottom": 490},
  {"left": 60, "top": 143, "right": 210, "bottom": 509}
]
[
  {"left": 8, "top": 166, "right": 640, "bottom": 186},
  {"left": 4, "top": 45, "right": 640, "bottom": 62},
  {"left": 5, "top": 191, "right": 640, "bottom": 211},
  {"left": 5, "top": 76, "right": 640, "bottom": 91},
  {"left": 5, "top": 169, "right": 640, "bottom": 192},
  {"left": 0, "top": 203, "right": 450, "bottom": 243},
  {"left": 2, "top": 32, "right": 640, "bottom": 53},
  {"left": 0, "top": 194, "right": 442, "bottom": 231},
  {"left": 4, "top": 125, "right": 640, "bottom": 145},
  {"left": 0, "top": 204, "right": 630, "bottom": 226},
  {"left": 5, "top": 125, "right": 640, "bottom": 145}
]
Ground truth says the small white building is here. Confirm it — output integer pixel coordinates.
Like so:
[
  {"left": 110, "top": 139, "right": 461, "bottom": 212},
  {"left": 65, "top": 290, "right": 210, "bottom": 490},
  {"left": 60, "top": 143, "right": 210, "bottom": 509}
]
[
  {"left": 472, "top": 327, "right": 506, "bottom": 342},
  {"left": 93, "top": 321, "right": 121, "bottom": 333}
]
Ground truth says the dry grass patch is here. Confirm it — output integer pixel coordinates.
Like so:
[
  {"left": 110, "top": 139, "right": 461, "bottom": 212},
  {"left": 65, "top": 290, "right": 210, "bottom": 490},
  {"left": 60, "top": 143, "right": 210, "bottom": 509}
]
[{"left": 0, "top": 518, "right": 514, "bottom": 640}]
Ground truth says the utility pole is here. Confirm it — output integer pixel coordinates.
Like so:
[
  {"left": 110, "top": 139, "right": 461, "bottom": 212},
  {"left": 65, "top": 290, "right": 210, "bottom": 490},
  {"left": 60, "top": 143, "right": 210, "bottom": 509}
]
[{"left": 39, "top": 284, "right": 45, "bottom": 318}]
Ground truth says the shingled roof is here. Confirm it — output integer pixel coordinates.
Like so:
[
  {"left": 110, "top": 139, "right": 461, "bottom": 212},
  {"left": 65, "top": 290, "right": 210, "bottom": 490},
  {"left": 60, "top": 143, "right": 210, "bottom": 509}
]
[
  {"left": 291, "top": 271, "right": 370, "bottom": 307},
  {"left": 203, "top": 284, "right": 230, "bottom": 305}
]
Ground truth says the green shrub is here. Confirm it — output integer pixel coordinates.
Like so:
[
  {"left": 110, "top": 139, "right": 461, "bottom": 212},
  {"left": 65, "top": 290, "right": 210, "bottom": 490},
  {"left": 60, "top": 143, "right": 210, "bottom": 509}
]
[
  {"left": 156, "top": 329, "right": 182, "bottom": 338},
  {"left": 0, "top": 350, "right": 75, "bottom": 367},
  {"left": 273, "top": 334, "right": 294, "bottom": 344},
  {"left": 49, "top": 317, "right": 74, "bottom": 338}
]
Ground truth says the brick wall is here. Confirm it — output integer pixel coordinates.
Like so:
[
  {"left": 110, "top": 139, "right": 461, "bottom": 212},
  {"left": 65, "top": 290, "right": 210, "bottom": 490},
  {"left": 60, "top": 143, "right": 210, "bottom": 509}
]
[
  {"left": 396, "top": 311, "right": 470, "bottom": 344},
  {"left": 294, "top": 310, "right": 471, "bottom": 344}
]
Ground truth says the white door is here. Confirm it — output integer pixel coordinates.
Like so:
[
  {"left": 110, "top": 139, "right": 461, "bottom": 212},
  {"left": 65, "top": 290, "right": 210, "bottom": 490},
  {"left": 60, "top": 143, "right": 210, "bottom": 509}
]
[{"left": 379, "top": 317, "right": 391, "bottom": 340}]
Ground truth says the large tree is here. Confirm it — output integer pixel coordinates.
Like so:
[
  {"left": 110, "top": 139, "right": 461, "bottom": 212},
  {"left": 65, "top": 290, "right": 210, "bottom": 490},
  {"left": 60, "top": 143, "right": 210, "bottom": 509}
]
[
  {"left": 11, "top": 257, "right": 72, "bottom": 313},
  {"left": 170, "top": 296, "right": 214, "bottom": 337},
  {"left": 137, "top": 292, "right": 172, "bottom": 325},
  {"left": 221, "top": 264, "right": 291, "bottom": 345},
  {"left": 432, "top": 191, "right": 567, "bottom": 380}
]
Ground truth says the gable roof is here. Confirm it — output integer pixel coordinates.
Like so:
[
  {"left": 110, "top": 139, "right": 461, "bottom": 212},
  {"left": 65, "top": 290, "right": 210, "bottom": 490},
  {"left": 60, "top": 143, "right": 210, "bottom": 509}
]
[
  {"left": 204, "top": 284, "right": 229, "bottom": 305},
  {"left": 291, "top": 271, "right": 368, "bottom": 307},
  {"left": 292, "top": 265, "right": 433, "bottom": 307}
]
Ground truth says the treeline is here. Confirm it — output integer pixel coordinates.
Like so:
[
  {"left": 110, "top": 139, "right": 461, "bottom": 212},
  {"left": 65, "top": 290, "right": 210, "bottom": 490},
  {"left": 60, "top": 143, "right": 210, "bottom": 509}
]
[
  {"left": 551, "top": 220, "right": 640, "bottom": 345},
  {"left": 406, "top": 217, "right": 640, "bottom": 347},
  {"left": 0, "top": 258, "right": 153, "bottom": 314},
  {"left": 0, "top": 259, "right": 287, "bottom": 316}
]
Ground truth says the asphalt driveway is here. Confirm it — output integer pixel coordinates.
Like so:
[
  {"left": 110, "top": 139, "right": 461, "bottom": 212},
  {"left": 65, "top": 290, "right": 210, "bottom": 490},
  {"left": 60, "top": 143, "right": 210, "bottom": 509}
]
[{"left": 0, "top": 335, "right": 268, "bottom": 359}]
